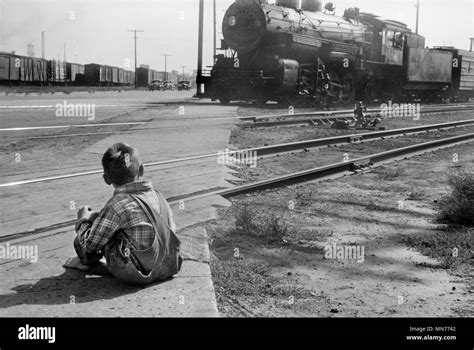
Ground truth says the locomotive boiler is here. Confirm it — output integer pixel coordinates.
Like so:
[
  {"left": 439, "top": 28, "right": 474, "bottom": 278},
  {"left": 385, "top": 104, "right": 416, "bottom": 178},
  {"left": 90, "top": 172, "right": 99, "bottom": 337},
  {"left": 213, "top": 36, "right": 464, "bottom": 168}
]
[{"left": 200, "top": 0, "right": 456, "bottom": 106}]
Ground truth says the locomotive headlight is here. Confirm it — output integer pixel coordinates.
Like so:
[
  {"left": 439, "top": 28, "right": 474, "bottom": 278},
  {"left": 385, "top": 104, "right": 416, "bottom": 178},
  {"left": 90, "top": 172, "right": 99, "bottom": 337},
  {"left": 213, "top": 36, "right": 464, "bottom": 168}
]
[{"left": 228, "top": 16, "right": 236, "bottom": 26}]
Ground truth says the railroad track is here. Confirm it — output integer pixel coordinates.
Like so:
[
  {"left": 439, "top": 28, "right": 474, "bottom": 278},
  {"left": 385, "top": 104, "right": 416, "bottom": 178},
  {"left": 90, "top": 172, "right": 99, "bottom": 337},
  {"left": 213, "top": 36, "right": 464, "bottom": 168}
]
[
  {"left": 237, "top": 103, "right": 474, "bottom": 128},
  {"left": 2, "top": 119, "right": 474, "bottom": 188},
  {"left": 214, "top": 133, "right": 474, "bottom": 198},
  {"left": 2, "top": 121, "right": 473, "bottom": 244}
]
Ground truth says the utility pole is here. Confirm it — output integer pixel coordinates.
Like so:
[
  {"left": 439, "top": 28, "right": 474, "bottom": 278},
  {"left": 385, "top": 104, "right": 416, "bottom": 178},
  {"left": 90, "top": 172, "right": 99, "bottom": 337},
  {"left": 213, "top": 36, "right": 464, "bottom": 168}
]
[
  {"left": 213, "top": 0, "right": 217, "bottom": 61},
  {"left": 128, "top": 29, "right": 144, "bottom": 88},
  {"left": 63, "top": 41, "right": 66, "bottom": 61},
  {"left": 197, "top": 0, "right": 204, "bottom": 95},
  {"left": 180, "top": 66, "right": 186, "bottom": 80},
  {"left": 162, "top": 54, "right": 171, "bottom": 80},
  {"left": 1, "top": 1, "right": 5, "bottom": 51},
  {"left": 415, "top": 0, "right": 420, "bottom": 34}
]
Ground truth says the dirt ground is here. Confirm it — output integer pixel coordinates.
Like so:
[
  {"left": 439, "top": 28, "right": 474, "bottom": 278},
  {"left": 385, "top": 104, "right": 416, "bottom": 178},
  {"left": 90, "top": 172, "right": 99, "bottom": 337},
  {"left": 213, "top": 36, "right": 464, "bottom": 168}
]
[{"left": 207, "top": 117, "right": 473, "bottom": 317}]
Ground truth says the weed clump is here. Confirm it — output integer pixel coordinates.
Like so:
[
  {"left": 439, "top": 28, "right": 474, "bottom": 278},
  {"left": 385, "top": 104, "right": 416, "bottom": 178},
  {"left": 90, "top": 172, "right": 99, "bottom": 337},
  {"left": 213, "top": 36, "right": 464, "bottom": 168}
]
[
  {"left": 233, "top": 205, "right": 293, "bottom": 244},
  {"left": 436, "top": 170, "right": 474, "bottom": 227},
  {"left": 407, "top": 228, "right": 472, "bottom": 269}
]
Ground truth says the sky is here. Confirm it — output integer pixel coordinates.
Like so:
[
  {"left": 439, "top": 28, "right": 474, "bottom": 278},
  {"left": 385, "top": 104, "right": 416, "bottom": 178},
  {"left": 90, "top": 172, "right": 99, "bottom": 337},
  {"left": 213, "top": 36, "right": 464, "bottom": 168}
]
[{"left": 1, "top": 0, "right": 473, "bottom": 75}]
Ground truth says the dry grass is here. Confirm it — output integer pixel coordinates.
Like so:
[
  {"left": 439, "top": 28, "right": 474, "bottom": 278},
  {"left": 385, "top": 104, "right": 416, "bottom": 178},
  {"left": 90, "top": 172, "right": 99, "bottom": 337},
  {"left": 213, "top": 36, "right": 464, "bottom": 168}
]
[
  {"left": 233, "top": 205, "right": 294, "bottom": 244},
  {"left": 436, "top": 170, "right": 474, "bottom": 227},
  {"left": 407, "top": 228, "right": 473, "bottom": 269}
]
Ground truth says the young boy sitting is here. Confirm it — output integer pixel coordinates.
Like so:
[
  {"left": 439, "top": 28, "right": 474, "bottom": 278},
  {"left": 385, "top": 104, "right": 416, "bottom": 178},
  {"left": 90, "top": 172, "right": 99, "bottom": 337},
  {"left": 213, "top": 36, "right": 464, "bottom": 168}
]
[{"left": 64, "top": 142, "right": 183, "bottom": 285}]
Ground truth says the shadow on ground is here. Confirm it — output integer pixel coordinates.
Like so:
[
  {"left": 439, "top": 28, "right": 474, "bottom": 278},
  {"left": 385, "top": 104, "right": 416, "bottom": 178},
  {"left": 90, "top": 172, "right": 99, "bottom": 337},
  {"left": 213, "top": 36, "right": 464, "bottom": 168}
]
[{"left": 0, "top": 266, "right": 173, "bottom": 308}]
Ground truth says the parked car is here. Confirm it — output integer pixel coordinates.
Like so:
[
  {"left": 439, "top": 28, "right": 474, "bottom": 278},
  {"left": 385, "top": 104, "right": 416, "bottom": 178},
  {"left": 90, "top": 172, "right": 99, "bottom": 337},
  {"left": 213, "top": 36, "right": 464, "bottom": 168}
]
[
  {"left": 178, "top": 80, "right": 191, "bottom": 91},
  {"left": 148, "top": 79, "right": 163, "bottom": 91},
  {"left": 163, "top": 80, "right": 176, "bottom": 90}
]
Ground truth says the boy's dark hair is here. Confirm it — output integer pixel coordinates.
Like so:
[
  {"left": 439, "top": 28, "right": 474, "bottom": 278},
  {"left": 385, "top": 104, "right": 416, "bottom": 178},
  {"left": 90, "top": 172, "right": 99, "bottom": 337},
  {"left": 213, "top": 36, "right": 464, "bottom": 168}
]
[{"left": 102, "top": 143, "right": 142, "bottom": 186}]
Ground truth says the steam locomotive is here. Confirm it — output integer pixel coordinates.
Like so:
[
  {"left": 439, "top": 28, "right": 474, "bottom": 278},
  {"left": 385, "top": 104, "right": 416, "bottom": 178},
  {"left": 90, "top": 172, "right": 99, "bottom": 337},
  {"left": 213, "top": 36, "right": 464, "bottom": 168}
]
[{"left": 199, "top": 0, "right": 474, "bottom": 106}]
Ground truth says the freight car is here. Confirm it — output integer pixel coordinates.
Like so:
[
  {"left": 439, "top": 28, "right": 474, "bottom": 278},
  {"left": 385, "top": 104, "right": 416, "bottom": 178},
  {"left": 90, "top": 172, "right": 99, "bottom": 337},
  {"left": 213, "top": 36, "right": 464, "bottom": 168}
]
[
  {"left": 84, "top": 64, "right": 130, "bottom": 86},
  {"left": 123, "top": 70, "right": 135, "bottom": 86},
  {"left": 0, "top": 50, "right": 143, "bottom": 89},
  {"left": 47, "top": 59, "right": 67, "bottom": 83},
  {"left": 66, "top": 62, "right": 85, "bottom": 84},
  {"left": 0, "top": 51, "right": 47, "bottom": 84},
  {"left": 137, "top": 68, "right": 178, "bottom": 88},
  {"left": 435, "top": 47, "right": 474, "bottom": 101},
  {"left": 199, "top": 0, "right": 472, "bottom": 106}
]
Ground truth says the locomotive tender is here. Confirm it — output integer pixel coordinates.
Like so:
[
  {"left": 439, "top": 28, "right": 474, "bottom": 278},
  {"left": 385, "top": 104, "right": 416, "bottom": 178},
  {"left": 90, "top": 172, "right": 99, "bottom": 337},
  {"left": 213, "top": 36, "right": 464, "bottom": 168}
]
[{"left": 200, "top": 0, "right": 474, "bottom": 106}]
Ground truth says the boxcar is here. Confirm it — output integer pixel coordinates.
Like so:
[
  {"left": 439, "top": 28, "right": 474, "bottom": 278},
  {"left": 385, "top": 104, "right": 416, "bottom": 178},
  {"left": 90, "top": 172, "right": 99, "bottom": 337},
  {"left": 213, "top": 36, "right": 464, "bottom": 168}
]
[
  {"left": 0, "top": 52, "right": 47, "bottom": 84},
  {"left": 112, "top": 67, "right": 119, "bottom": 84},
  {"left": 0, "top": 53, "right": 18, "bottom": 81},
  {"left": 118, "top": 68, "right": 124, "bottom": 84},
  {"left": 434, "top": 47, "right": 474, "bottom": 101},
  {"left": 136, "top": 67, "right": 150, "bottom": 87},
  {"left": 123, "top": 70, "right": 134, "bottom": 85},
  {"left": 85, "top": 63, "right": 102, "bottom": 85},
  {"left": 48, "top": 60, "right": 67, "bottom": 83},
  {"left": 457, "top": 49, "right": 474, "bottom": 100},
  {"left": 66, "top": 62, "right": 85, "bottom": 83}
]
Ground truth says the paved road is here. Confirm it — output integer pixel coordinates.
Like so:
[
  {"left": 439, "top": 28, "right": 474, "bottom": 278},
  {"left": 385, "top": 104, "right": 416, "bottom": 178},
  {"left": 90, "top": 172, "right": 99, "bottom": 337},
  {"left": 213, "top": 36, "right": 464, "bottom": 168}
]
[{"left": 0, "top": 91, "right": 209, "bottom": 128}]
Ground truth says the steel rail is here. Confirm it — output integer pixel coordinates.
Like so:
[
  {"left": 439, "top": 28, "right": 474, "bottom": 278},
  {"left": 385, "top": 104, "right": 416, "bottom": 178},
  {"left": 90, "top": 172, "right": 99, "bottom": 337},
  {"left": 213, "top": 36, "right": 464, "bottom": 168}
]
[
  {"left": 2, "top": 119, "right": 474, "bottom": 188},
  {"left": 237, "top": 103, "right": 474, "bottom": 123},
  {"left": 215, "top": 133, "right": 474, "bottom": 198},
  {"left": 3, "top": 132, "right": 472, "bottom": 244}
]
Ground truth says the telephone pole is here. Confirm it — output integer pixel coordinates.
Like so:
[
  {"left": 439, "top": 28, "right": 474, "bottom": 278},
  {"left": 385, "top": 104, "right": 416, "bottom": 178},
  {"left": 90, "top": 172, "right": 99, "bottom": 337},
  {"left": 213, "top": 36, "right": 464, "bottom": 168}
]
[
  {"left": 197, "top": 0, "right": 204, "bottom": 95},
  {"left": 162, "top": 54, "right": 171, "bottom": 81},
  {"left": 128, "top": 29, "right": 144, "bottom": 88},
  {"left": 415, "top": 0, "right": 420, "bottom": 34},
  {"left": 180, "top": 66, "right": 186, "bottom": 80},
  {"left": 213, "top": 0, "right": 217, "bottom": 61}
]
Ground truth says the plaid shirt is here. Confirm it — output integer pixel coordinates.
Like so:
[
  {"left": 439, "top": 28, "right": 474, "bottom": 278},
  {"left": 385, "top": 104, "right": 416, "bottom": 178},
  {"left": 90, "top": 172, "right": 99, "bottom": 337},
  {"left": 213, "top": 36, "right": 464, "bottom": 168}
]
[{"left": 76, "top": 180, "right": 176, "bottom": 254}]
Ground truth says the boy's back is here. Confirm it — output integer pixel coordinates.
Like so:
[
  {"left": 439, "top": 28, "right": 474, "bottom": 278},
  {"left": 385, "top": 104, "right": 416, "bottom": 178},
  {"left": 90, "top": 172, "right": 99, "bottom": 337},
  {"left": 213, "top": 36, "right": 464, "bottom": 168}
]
[
  {"left": 69, "top": 142, "right": 182, "bottom": 285},
  {"left": 79, "top": 180, "right": 176, "bottom": 254}
]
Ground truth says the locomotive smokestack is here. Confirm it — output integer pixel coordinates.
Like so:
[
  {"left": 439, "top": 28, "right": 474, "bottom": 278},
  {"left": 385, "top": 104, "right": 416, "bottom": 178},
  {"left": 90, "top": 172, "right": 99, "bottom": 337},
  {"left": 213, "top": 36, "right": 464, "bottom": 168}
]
[
  {"left": 276, "top": 0, "right": 302, "bottom": 10},
  {"left": 301, "top": 0, "right": 322, "bottom": 12},
  {"left": 236, "top": 0, "right": 268, "bottom": 4}
]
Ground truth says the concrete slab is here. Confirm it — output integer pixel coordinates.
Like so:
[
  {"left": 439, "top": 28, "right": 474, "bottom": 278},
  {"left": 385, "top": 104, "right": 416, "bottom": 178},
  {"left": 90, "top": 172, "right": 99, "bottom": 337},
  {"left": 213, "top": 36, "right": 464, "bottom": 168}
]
[{"left": 0, "top": 103, "right": 238, "bottom": 317}]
